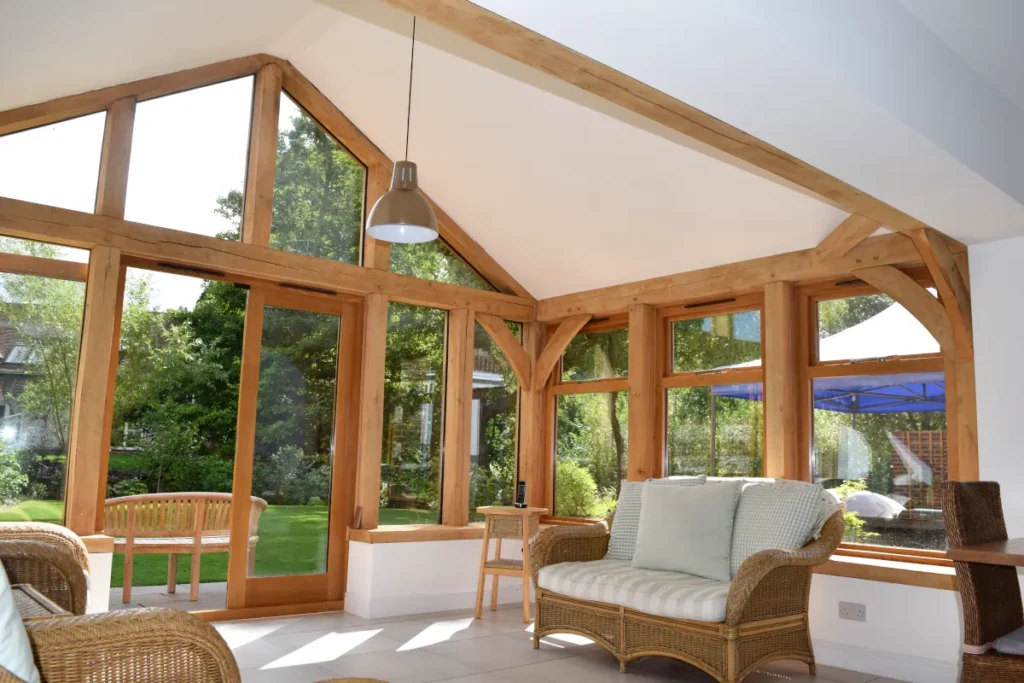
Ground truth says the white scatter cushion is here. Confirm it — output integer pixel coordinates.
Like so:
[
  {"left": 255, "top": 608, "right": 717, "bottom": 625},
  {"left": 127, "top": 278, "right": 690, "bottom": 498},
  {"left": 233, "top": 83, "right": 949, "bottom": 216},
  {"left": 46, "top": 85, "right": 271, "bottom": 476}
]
[
  {"left": 632, "top": 480, "right": 742, "bottom": 582},
  {"left": 812, "top": 488, "right": 844, "bottom": 539},
  {"left": 0, "top": 563, "right": 41, "bottom": 683},
  {"left": 995, "top": 625, "right": 1024, "bottom": 655},
  {"left": 730, "top": 480, "right": 823, "bottom": 577},
  {"left": 538, "top": 559, "right": 730, "bottom": 622},
  {"left": 605, "top": 476, "right": 704, "bottom": 561}
]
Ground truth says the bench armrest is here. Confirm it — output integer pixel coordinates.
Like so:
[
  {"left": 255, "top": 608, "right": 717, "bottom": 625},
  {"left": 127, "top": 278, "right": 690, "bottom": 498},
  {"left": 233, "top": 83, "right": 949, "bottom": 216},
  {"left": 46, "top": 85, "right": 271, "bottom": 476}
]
[
  {"left": 724, "top": 510, "right": 845, "bottom": 625},
  {"left": 530, "top": 523, "right": 609, "bottom": 585},
  {"left": 24, "top": 608, "right": 241, "bottom": 683}
]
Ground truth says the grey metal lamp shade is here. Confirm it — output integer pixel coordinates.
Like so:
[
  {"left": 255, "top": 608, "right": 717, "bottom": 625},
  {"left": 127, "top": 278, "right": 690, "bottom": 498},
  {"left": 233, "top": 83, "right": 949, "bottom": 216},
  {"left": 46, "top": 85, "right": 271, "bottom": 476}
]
[{"left": 366, "top": 161, "right": 438, "bottom": 243}]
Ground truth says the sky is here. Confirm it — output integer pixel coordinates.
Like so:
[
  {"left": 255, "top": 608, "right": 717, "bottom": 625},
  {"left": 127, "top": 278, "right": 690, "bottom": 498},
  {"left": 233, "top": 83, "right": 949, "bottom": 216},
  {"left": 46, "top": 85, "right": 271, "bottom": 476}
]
[{"left": 0, "top": 76, "right": 304, "bottom": 312}]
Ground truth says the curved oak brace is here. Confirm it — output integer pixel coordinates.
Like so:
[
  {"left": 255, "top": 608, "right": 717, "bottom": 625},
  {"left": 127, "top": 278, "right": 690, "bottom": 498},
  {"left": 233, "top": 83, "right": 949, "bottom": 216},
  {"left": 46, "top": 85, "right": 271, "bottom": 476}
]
[
  {"left": 814, "top": 214, "right": 881, "bottom": 261},
  {"left": 854, "top": 266, "right": 955, "bottom": 354},
  {"left": 477, "top": 312, "right": 532, "bottom": 390},
  {"left": 534, "top": 315, "right": 591, "bottom": 388},
  {"left": 912, "top": 228, "right": 972, "bottom": 360}
]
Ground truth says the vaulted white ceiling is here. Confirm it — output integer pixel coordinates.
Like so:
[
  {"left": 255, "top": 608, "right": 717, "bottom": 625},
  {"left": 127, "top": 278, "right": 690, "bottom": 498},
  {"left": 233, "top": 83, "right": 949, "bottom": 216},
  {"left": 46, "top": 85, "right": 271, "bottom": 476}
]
[{"left": 1, "top": 0, "right": 1021, "bottom": 299}]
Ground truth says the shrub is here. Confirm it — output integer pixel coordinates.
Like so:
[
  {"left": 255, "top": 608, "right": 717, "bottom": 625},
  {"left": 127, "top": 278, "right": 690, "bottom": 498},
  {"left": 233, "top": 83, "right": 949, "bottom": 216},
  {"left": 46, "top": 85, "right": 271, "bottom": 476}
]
[
  {"left": 554, "top": 460, "right": 599, "bottom": 517},
  {"left": 110, "top": 477, "right": 148, "bottom": 497},
  {"left": 0, "top": 442, "right": 27, "bottom": 500},
  {"left": 306, "top": 496, "right": 325, "bottom": 506}
]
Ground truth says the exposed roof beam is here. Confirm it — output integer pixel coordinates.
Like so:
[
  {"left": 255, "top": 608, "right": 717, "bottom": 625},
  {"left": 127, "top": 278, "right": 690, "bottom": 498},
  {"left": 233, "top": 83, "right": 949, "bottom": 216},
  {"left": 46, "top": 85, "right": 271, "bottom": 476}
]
[
  {"left": 379, "top": 0, "right": 932, "bottom": 235},
  {"left": 815, "top": 214, "right": 881, "bottom": 261}
]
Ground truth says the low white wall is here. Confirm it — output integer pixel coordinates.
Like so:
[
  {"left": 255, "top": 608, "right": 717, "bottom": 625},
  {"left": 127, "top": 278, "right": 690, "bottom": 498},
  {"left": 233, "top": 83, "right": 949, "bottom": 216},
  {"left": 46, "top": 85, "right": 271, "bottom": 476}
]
[
  {"left": 86, "top": 551, "right": 112, "bottom": 614},
  {"left": 346, "top": 538, "right": 531, "bottom": 619}
]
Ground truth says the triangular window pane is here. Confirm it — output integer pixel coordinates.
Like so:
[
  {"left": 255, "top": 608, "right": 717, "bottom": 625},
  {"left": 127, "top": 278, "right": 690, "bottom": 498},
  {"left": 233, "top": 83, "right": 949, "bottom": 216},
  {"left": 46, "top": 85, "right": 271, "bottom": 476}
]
[
  {"left": 270, "top": 94, "right": 365, "bottom": 264},
  {"left": 0, "top": 112, "right": 106, "bottom": 212},
  {"left": 390, "top": 239, "right": 495, "bottom": 291},
  {"left": 125, "top": 77, "right": 254, "bottom": 239}
]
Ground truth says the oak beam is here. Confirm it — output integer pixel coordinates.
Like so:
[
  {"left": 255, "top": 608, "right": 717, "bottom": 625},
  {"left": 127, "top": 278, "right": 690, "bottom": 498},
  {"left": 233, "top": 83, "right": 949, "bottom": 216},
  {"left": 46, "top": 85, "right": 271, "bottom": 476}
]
[
  {"left": 763, "top": 282, "right": 798, "bottom": 479},
  {"left": 854, "top": 266, "right": 955, "bottom": 354},
  {"left": 241, "top": 64, "right": 283, "bottom": 247},
  {"left": 814, "top": 214, "right": 880, "bottom": 261},
  {"left": 537, "top": 233, "right": 948, "bottom": 321},
  {"left": 380, "top": 0, "right": 930, "bottom": 235},
  {"left": 912, "top": 228, "right": 972, "bottom": 359},
  {"left": 627, "top": 304, "right": 658, "bottom": 480},
  {"left": 519, "top": 322, "right": 548, "bottom": 508},
  {"left": 64, "top": 247, "right": 122, "bottom": 535},
  {"left": 441, "top": 309, "right": 475, "bottom": 526},
  {"left": 94, "top": 97, "right": 136, "bottom": 218},
  {"left": 362, "top": 163, "right": 392, "bottom": 270},
  {"left": 477, "top": 312, "right": 531, "bottom": 390},
  {"left": 0, "top": 197, "right": 536, "bottom": 320},
  {"left": 0, "top": 253, "right": 86, "bottom": 281},
  {"left": 534, "top": 315, "right": 591, "bottom": 387},
  {"left": 354, "top": 293, "right": 389, "bottom": 529}
]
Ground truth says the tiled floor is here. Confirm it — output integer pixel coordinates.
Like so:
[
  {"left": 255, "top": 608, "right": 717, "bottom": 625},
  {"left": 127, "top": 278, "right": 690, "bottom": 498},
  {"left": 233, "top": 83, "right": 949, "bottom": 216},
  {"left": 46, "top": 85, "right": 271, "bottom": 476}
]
[
  {"left": 109, "top": 581, "right": 228, "bottom": 611},
  {"left": 212, "top": 605, "right": 906, "bottom": 683}
]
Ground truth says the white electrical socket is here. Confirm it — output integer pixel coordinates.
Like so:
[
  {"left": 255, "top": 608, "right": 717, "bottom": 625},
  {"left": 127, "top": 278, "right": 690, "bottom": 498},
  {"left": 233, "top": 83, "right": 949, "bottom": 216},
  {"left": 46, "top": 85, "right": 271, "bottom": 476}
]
[{"left": 838, "top": 601, "right": 867, "bottom": 622}]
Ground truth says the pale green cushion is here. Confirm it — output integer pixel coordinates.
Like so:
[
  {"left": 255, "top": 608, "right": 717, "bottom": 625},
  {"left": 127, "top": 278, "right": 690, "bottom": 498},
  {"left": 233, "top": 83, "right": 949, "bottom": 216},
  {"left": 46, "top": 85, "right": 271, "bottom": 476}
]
[
  {"left": 631, "top": 480, "right": 742, "bottom": 581},
  {"left": 730, "top": 479, "right": 824, "bottom": 577},
  {"left": 0, "top": 563, "right": 41, "bottom": 683},
  {"left": 605, "top": 476, "right": 704, "bottom": 561}
]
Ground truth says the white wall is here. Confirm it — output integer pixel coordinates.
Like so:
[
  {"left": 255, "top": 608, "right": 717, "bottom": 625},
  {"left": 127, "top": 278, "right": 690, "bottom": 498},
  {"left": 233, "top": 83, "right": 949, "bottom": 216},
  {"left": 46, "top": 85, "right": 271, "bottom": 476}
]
[{"left": 87, "top": 551, "right": 112, "bottom": 614}]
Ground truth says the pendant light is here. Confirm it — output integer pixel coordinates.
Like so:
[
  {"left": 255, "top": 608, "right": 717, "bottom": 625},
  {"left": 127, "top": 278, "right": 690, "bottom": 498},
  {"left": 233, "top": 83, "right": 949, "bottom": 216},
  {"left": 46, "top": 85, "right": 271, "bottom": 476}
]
[{"left": 366, "top": 16, "right": 438, "bottom": 244}]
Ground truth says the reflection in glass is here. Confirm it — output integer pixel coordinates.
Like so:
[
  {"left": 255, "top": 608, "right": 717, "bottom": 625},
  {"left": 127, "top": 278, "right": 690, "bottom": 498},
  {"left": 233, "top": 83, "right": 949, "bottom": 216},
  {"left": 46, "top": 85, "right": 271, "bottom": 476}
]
[
  {"left": 270, "top": 94, "right": 366, "bottom": 263},
  {"left": 555, "top": 392, "right": 628, "bottom": 518},
  {"left": 380, "top": 303, "right": 446, "bottom": 524},
  {"left": 672, "top": 311, "right": 760, "bottom": 373},
  {"left": 812, "top": 372, "right": 947, "bottom": 550},
  {"left": 251, "top": 306, "right": 339, "bottom": 576},
  {"left": 561, "top": 329, "right": 628, "bottom": 382},
  {"left": 469, "top": 322, "right": 520, "bottom": 521},
  {"left": 667, "top": 383, "right": 763, "bottom": 477},
  {"left": 126, "top": 78, "right": 253, "bottom": 237},
  {"left": 817, "top": 294, "right": 939, "bottom": 362},
  {"left": 0, "top": 112, "right": 106, "bottom": 212}
]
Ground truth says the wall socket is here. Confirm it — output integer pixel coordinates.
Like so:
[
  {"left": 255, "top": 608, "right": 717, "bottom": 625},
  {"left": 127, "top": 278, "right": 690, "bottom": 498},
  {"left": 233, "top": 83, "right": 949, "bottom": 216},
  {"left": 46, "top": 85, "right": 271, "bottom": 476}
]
[{"left": 838, "top": 601, "right": 867, "bottom": 622}]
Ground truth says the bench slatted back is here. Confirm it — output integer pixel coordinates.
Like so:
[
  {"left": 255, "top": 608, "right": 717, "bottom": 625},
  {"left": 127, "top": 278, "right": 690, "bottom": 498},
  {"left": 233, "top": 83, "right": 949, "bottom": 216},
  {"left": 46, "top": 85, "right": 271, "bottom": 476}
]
[{"left": 103, "top": 493, "right": 268, "bottom": 538}]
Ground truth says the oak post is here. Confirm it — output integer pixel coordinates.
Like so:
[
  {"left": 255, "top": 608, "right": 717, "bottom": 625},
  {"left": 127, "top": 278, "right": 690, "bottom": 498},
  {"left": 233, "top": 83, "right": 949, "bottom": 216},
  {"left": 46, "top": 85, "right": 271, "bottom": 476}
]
[
  {"left": 627, "top": 304, "right": 658, "bottom": 480},
  {"left": 354, "top": 293, "right": 389, "bottom": 529},
  {"left": 65, "top": 246, "right": 122, "bottom": 535},
  {"left": 441, "top": 309, "right": 475, "bottom": 526},
  {"left": 94, "top": 97, "right": 136, "bottom": 217},
  {"left": 241, "top": 63, "right": 283, "bottom": 246},
  {"left": 764, "top": 281, "right": 799, "bottom": 479},
  {"left": 520, "top": 322, "right": 548, "bottom": 508}
]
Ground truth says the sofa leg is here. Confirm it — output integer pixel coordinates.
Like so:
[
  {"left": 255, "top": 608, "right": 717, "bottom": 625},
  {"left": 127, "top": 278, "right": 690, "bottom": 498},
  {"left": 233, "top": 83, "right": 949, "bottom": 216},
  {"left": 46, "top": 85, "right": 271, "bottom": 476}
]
[
  {"left": 532, "top": 630, "right": 540, "bottom": 650},
  {"left": 808, "top": 662, "right": 816, "bottom": 676},
  {"left": 618, "top": 658, "right": 626, "bottom": 673}
]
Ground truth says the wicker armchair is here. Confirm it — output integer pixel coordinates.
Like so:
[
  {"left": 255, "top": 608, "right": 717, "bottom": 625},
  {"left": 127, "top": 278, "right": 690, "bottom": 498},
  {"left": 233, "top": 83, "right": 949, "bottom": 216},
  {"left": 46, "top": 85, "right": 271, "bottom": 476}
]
[
  {"left": 529, "top": 510, "right": 845, "bottom": 683},
  {"left": 0, "top": 523, "right": 90, "bottom": 615},
  {"left": 940, "top": 481, "right": 1024, "bottom": 683},
  {"left": 0, "top": 608, "right": 241, "bottom": 683}
]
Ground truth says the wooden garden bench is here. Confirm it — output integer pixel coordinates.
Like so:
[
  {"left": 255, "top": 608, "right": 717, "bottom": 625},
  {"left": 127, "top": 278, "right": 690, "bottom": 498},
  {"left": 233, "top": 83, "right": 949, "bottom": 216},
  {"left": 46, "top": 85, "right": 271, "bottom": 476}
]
[{"left": 103, "top": 492, "right": 268, "bottom": 603}]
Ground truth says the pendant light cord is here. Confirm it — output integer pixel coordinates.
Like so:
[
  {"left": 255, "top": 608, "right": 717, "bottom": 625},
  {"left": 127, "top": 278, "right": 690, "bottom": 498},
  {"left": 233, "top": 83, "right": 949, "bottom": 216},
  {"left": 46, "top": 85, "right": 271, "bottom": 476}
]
[{"left": 404, "top": 17, "right": 417, "bottom": 161}]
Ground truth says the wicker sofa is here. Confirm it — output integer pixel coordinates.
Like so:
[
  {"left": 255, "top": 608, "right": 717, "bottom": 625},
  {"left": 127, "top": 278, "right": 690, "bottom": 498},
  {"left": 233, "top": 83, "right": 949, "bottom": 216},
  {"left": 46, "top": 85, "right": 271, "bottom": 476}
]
[{"left": 529, "top": 489, "right": 845, "bottom": 683}]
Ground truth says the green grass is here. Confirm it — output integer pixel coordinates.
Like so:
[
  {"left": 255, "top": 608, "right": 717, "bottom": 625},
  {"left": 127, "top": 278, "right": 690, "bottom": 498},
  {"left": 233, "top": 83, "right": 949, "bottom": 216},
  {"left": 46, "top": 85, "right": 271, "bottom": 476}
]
[{"left": 1, "top": 499, "right": 439, "bottom": 587}]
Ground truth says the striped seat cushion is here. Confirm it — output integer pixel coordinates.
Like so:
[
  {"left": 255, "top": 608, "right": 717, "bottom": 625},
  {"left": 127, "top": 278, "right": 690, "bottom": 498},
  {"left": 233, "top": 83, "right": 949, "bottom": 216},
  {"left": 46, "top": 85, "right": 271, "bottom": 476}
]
[{"left": 538, "top": 559, "right": 730, "bottom": 622}]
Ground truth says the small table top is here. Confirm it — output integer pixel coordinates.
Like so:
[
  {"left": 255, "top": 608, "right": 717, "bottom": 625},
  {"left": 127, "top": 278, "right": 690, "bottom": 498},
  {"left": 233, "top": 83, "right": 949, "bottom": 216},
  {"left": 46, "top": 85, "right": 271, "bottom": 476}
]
[
  {"left": 947, "top": 538, "right": 1024, "bottom": 566},
  {"left": 475, "top": 506, "right": 548, "bottom": 516},
  {"left": 13, "top": 584, "right": 70, "bottom": 620}
]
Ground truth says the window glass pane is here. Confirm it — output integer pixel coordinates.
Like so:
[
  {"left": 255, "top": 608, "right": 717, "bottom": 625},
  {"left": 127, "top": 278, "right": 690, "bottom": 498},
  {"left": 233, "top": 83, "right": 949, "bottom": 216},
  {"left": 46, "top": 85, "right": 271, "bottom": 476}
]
[
  {"left": 106, "top": 269, "right": 245, "bottom": 607},
  {"left": 817, "top": 294, "right": 939, "bottom": 362},
  {"left": 672, "top": 311, "right": 761, "bottom": 373},
  {"left": 667, "top": 383, "right": 763, "bottom": 477},
  {"left": 812, "top": 372, "right": 947, "bottom": 550},
  {"left": 125, "top": 77, "right": 254, "bottom": 239},
  {"left": 554, "top": 392, "right": 628, "bottom": 518},
  {"left": 561, "top": 329, "right": 629, "bottom": 382},
  {"left": 381, "top": 303, "right": 446, "bottom": 524},
  {"left": 0, "top": 237, "right": 88, "bottom": 264},
  {"left": 0, "top": 268, "right": 86, "bottom": 524},
  {"left": 270, "top": 94, "right": 365, "bottom": 264},
  {"left": 390, "top": 239, "right": 494, "bottom": 291},
  {"left": 0, "top": 112, "right": 105, "bottom": 212},
  {"left": 469, "top": 322, "right": 519, "bottom": 521},
  {"left": 251, "top": 306, "right": 339, "bottom": 577}
]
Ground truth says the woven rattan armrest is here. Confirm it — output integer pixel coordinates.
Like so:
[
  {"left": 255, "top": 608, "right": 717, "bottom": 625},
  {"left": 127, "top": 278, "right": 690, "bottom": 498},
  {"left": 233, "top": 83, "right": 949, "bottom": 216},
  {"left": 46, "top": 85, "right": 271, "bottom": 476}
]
[
  {"left": 0, "top": 540, "right": 88, "bottom": 615},
  {"left": 724, "top": 510, "right": 845, "bottom": 625},
  {"left": 24, "top": 608, "right": 241, "bottom": 682},
  {"left": 529, "top": 522, "right": 609, "bottom": 584}
]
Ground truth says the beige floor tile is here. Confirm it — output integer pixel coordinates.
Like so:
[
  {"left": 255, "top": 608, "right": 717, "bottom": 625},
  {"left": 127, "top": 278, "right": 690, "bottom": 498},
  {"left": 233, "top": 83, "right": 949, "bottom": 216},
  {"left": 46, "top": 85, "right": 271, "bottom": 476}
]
[
  {"left": 240, "top": 662, "right": 338, "bottom": 683},
  {"left": 316, "top": 647, "right": 479, "bottom": 683}
]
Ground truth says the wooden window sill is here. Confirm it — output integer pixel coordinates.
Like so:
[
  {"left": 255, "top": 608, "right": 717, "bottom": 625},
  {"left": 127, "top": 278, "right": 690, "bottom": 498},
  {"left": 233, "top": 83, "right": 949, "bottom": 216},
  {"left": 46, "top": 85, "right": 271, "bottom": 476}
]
[
  {"left": 814, "top": 555, "right": 957, "bottom": 591},
  {"left": 81, "top": 534, "right": 115, "bottom": 554}
]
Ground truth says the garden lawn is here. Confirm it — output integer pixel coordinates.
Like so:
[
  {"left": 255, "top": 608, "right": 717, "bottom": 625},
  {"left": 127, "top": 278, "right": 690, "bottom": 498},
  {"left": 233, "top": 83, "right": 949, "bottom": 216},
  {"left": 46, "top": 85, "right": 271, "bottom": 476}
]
[{"left": 1, "top": 500, "right": 437, "bottom": 586}]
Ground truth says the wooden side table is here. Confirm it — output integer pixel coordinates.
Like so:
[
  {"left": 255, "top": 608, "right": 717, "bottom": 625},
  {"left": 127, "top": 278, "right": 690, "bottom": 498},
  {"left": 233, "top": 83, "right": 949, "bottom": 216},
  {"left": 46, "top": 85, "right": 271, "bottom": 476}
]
[{"left": 474, "top": 506, "right": 547, "bottom": 623}]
